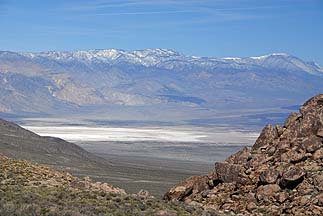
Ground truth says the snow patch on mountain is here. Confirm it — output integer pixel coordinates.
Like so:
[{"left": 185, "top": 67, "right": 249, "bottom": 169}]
[{"left": 17, "top": 49, "right": 322, "bottom": 75}]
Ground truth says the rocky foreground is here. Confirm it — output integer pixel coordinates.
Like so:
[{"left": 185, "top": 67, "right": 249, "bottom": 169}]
[
  {"left": 165, "top": 94, "right": 323, "bottom": 215},
  {"left": 0, "top": 154, "right": 220, "bottom": 216}
]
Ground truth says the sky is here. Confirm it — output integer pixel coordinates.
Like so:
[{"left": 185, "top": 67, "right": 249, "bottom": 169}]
[{"left": 0, "top": 0, "right": 322, "bottom": 64}]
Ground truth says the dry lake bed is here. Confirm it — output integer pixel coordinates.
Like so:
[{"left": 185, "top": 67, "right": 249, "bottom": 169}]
[
  {"left": 24, "top": 125, "right": 259, "bottom": 196},
  {"left": 24, "top": 125, "right": 258, "bottom": 162}
]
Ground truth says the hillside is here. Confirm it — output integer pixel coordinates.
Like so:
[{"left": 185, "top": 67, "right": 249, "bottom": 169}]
[
  {"left": 0, "top": 118, "right": 106, "bottom": 169},
  {"left": 0, "top": 154, "right": 218, "bottom": 216},
  {"left": 0, "top": 118, "right": 209, "bottom": 197},
  {"left": 165, "top": 94, "right": 323, "bottom": 215},
  {"left": 1, "top": 49, "right": 323, "bottom": 128}
]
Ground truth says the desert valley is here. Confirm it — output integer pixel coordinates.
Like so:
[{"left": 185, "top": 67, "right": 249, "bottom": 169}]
[{"left": 1, "top": 0, "right": 322, "bottom": 215}]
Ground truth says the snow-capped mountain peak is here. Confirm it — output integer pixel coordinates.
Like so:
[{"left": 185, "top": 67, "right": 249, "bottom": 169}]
[
  {"left": 0, "top": 49, "right": 323, "bottom": 122},
  {"left": 16, "top": 49, "right": 322, "bottom": 75},
  {"left": 19, "top": 48, "right": 184, "bottom": 66},
  {"left": 249, "top": 53, "right": 290, "bottom": 60}
]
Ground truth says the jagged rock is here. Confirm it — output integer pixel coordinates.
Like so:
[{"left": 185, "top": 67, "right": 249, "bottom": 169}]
[
  {"left": 296, "top": 179, "right": 314, "bottom": 195},
  {"left": 165, "top": 94, "right": 323, "bottom": 215},
  {"left": 317, "top": 194, "right": 323, "bottom": 206},
  {"left": 213, "top": 162, "right": 247, "bottom": 184},
  {"left": 276, "top": 125, "right": 284, "bottom": 136},
  {"left": 275, "top": 191, "right": 289, "bottom": 203},
  {"left": 302, "top": 161, "right": 322, "bottom": 172},
  {"left": 252, "top": 125, "right": 278, "bottom": 150},
  {"left": 281, "top": 149, "right": 306, "bottom": 163},
  {"left": 279, "top": 166, "right": 305, "bottom": 189},
  {"left": 259, "top": 168, "right": 280, "bottom": 184},
  {"left": 246, "top": 202, "right": 257, "bottom": 211},
  {"left": 225, "top": 147, "right": 251, "bottom": 165},
  {"left": 318, "top": 128, "right": 323, "bottom": 138},
  {"left": 302, "top": 135, "right": 322, "bottom": 153},
  {"left": 313, "top": 174, "right": 323, "bottom": 191},
  {"left": 256, "top": 184, "right": 281, "bottom": 202},
  {"left": 300, "top": 95, "right": 323, "bottom": 115},
  {"left": 164, "top": 176, "right": 210, "bottom": 201},
  {"left": 313, "top": 148, "right": 323, "bottom": 160},
  {"left": 285, "top": 112, "right": 302, "bottom": 128},
  {"left": 276, "top": 136, "right": 291, "bottom": 150}
]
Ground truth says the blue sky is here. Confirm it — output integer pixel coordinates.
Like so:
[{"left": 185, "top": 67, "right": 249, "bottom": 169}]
[{"left": 0, "top": 0, "right": 322, "bottom": 64}]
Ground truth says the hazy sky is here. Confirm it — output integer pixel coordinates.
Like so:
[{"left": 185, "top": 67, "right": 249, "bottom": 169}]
[{"left": 0, "top": 0, "right": 322, "bottom": 64}]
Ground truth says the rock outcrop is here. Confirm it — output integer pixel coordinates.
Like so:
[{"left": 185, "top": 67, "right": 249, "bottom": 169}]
[{"left": 165, "top": 94, "right": 323, "bottom": 215}]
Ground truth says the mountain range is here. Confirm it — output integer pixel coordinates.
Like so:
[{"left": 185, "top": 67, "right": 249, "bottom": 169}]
[{"left": 0, "top": 49, "right": 322, "bottom": 128}]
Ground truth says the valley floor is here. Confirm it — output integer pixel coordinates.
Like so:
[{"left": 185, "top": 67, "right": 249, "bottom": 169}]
[
  {"left": 72, "top": 153, "right": 214, "bottom": 197},
  {"left": 24, "top": 125, "right": 258, "bottom": 197}
]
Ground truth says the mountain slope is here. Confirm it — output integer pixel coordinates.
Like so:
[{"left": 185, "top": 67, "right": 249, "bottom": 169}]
[
  {"left": 0, "top": 118, "right": 105, "bottom": 169},
  {"left": 0, "top": 154, "right": 218, "bottom": 216},
  {"left": 0, "top": 49, "right": 322, "bottom": 127},
  {"left": 0, "top": 118, "right": 209, "bottom": 197},
  {"left": 165, "top": 94, "right": 323, "bottom": 215}
]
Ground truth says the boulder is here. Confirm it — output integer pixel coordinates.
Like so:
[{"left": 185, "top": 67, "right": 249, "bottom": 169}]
[
  {"left": 276, "top": 125, "right": 284, "bottom": 136},
  {"left": 313, "top": 173, "right": 323, "bottom": 191},
  {"left": 225, "top": 147, "right": 251, "bottom": 165},
  {"left": 313, "top": 148, "right": 323, "bottom": 160},
  {"left": 300, "top": 94, "right": 323, "bottom": 115},
  {"left": 302, "top": 135, "right": 322, "bottom": 153},
  {"left": 279, "top": 166, "right": 306, "bottom": 189},
  {"left": 280, "top": 149, "right": 306, "bottom": 163},
  {"left": 259, "top": 168, "right": 280, "bottom": 184},
  {"left": 317, "top": 128, "right": 323, "bottom": 138},
  {"left": 256, "top": 184, "right": 281, "bottom": 202},
  {"left": 213, "top": 162, "right": 247, "bottom": 184},
  {"left": 164, "top": 176, "right": 210, "bottom": 201},
  {"left": 252, "top": 125, "right": 278, "bottom": 150},
  {"left": 284, "top": 112, "right": 302, "bottom": 128}
]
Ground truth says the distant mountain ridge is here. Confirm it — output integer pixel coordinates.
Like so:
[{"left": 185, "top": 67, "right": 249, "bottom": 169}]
[
  {"left": 17, "top": 49, "right": 322, "bottom": 75},
  {"left": 0, "top": 49, "right": 322, "bottom": 127}
]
